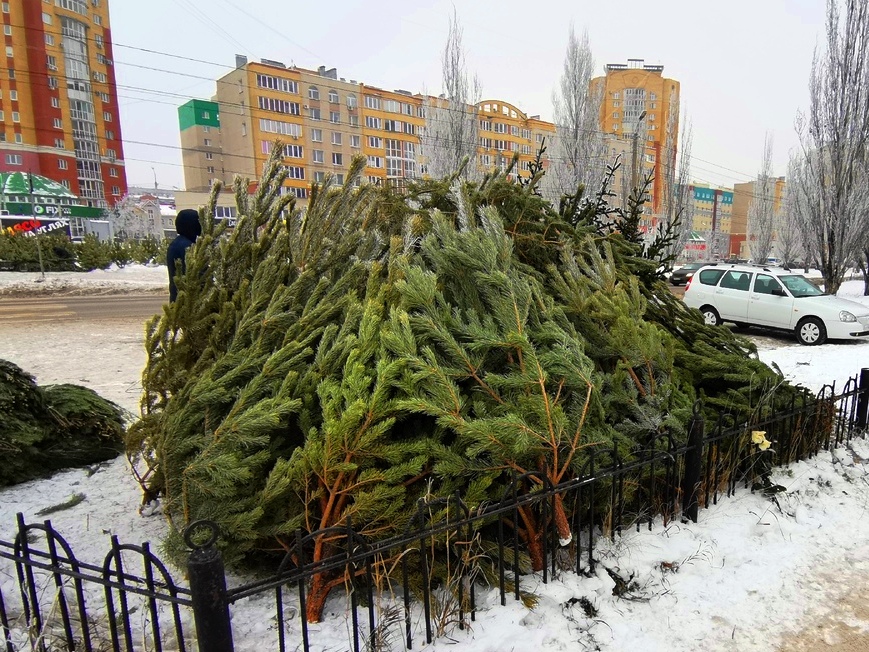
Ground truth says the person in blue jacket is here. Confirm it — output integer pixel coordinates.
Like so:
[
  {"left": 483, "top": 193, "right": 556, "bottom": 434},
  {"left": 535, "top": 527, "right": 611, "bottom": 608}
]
[{"left": 167, "top": 209, "right": 201, "bottom": 302}]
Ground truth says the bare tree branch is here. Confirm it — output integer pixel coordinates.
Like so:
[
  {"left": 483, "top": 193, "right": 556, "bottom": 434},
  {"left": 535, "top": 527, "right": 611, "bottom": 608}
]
[
  {"left": 545, "top": 26, "right": 604, "bottom": 203},
  {"left": 793, "top": 0, "right": 869, "bottom": 293},
  {"left": 748, "top": 132, "right": 776, "bottom": 264},
  {"left": 421, "top": 9, "right": 480, "bottom": 180}
]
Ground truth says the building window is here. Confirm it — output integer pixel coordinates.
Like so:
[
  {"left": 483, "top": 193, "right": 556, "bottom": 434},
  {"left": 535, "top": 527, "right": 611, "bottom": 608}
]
[
  {"left": 58, "top": 159, "right": 68, "bottom": 170},
  {"left": 206, "top": 167, "right": 215, "bottom": 174},
  {"left": 257, "top": 96, "right": 300, "bottom": 115},
  {"left": 330, "top": 111, "right": 340, "bottom": 124},
  {"left": 365, "top": 116, "right": 382, "bottom": 129},
  {"left": 308, "top": 86, "right": 319, "bottom": 100},
  {"left": 7, "top": 68, "right": 13, "bottom": 80},
  {"left": 94, "top": 34, "right": 103, "bottom": 49},
  {"left": 93, "top": 71, "right": 107, "bottom": 83},
  {"left": 312, "top": 149, "right": 324, "bottom": 163},
  {"left": 284, "top": 144, "right": 303, "bottom": 158},
  {"left": 314, "top": 171, "right": 325, "bottom": 183},
  {"left": 328, "top": 90, "right": 339, "bottom": 103},
  {"left": 5, "top": 47, "right": 12, "bottom": 59},
  {"left": 332, "top": 153, "right": 343, "bottom": 165},
  {"left": 350, "top": 135, "right": 360, "bottom": 148},
  {"left": 45, "top": 34, "right": 55, "bottom": 46},
  {"left": 5, "top": 154, "right": 22, "bottom": 165},
  {"left": 331, "top": 132, "right": 342, "bottom": 145},
  {"left": 54, "top": 138, "right": 64, "bottom": 148},
  {"left": 259, "top": 118, "right": 302, "bottom": 138},
  {"left": 2, "top": 25, "right": 10, "bottom": 35},
  {"left": 53, "top": 118, "right": 63, "bottom": 128},
  {"left": 106, "top": 129, "right": 115, "bottom": 140},
  {"left": 1, "top": 3, "right": 9, "bottom": 13},
  {"left": 368, "top": 136, "right": 382, "bottom": 148},
  {"left": 287, "top": 166, "right": 305, "bottom": 179},
  {"left": 106, "top": 148, "right": 116, "bottom": 160},
  {"left": 51, "top": 97, "right": 59, "bottom": 108},
  {"left": 612, "top": 112, "right": 619, "bottom": 118},
  {"left": 109, "top": 167, "right": 117, "bottom": 176},
  {"left": 309, "top": 107, "right": 321, "bottom": 120},
  {"left": 12, "top": 111, "right": 19, "bottom": 122},
  {"left": 256, "top": 74, "right": 297, "bottom": 94},
  {"left": 14, "top": 133, "right": 21, "bottom": 143},
  {"left": 0, "top": 110, "right": 4, "bottom": 120},
  {"left": 347, "top": 94, "right": 357, "bottom": 109},
  {"left": 348, "top": 115, "right": 359, "bottom": 127},
  {"left": 103, "top": 111, "right": 112, "bottom": 122},
  {"left": 204, "top": 138, "right": 212, "bottom": 146},
  {"left": 367, "top": 155, "right": 383, "bottom": 168},
  {"left": 364, "top": 95, "right": 381, "bottom": 110},
  {"left": 205, "top": 152, "right": 213, "bottom": 160},
  {"left": 311, "top": 128, "right": 322, "bottom": 142},
  {"left": 93, "top": 14, "right": 102, "bottom": 25},
  {"left": 9, "top": 90, "right": 16, "bottom": 101},
  {"left": 384, "top": 100, "right": 400, "bottom": 113}
]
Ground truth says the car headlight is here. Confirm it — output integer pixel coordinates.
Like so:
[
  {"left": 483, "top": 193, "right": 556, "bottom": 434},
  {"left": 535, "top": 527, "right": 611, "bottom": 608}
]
[{"left": 839, "top": 310, "right": 857, "bottom": 322}]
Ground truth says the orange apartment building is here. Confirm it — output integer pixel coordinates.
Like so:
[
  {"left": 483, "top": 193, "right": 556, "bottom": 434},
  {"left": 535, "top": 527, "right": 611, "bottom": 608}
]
[
  {"left": 0, "top": 0, "right": 125, "bottom": 207},
  {"left": 177, "top": 56, "right": 556, "bottom": 211},
  {"left": 592, "top": 59, "right": 680, "bottom": 215}
]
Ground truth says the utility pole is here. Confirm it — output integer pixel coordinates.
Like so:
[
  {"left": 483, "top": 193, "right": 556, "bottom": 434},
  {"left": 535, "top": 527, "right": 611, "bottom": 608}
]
[
  {"left": 630, "top": 110, "right": 648, "bottom": 193},
  {"left": 29, "top": 171, "right": 46, "bottom": 282}
]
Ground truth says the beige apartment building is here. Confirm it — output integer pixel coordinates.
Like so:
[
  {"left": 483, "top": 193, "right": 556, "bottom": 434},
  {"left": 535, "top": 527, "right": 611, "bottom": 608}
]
[
  {"left": 177, "top": 57, "right": 556, "bottom": 213},
  {"left": 592, "top": 59, "right": 681, "bottom": 215}
]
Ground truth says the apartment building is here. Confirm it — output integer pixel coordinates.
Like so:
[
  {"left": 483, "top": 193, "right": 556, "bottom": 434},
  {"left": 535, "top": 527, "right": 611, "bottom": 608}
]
[
  {"left": 477, "top": 100, "right": 554, "bottom": 175},
  {"left": 732, "top": 177, "right": 786, "bottom": 260},
  {"left": 592, "top": 59, "right": 680, "bottom": 213},
  {"left": 177, "top": 57, "right": 556, "bottom": 209},
  {"left": 0, "top": 0, "right": 126, "bottom": 208}
]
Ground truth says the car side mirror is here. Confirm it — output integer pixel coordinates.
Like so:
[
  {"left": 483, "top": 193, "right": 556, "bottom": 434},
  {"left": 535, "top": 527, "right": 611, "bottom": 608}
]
[{"left": 771, "top": 286, "right": 785, "bottom": 296}]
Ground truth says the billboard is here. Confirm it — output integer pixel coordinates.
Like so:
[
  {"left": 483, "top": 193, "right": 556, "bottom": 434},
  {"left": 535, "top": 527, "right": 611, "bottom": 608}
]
[{"left": 1, "top": 217, "right": 71, "bottom": 238}]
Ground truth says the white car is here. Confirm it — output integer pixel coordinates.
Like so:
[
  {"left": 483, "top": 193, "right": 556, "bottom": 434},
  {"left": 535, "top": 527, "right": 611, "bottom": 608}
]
[{"left": 682, "top": 264, "right": 869, "bottom": 345}]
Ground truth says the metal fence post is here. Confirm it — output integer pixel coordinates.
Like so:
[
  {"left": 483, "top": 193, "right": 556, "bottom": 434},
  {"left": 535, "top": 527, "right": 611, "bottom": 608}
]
[
  {"left": 185, "top": 521, "right": 234, "bottom": 652},
  {"left": 857, "top": 368, "right": 869, "bottom": 429},
  {"left": 681, "top": 401, "right": 705, "bottom": 523}
]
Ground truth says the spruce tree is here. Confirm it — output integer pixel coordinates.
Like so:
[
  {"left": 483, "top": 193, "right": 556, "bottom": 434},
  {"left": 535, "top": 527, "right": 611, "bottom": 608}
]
[{"left": 129, "top": 146, "right": 806, "bottom": 622}]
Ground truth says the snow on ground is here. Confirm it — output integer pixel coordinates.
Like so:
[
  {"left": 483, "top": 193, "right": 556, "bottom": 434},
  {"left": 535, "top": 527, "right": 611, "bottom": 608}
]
[
  {"left": 0, "top": 264, "right": 168, "bottom": 296},
  {"left": 4, "top": 271, "right": 869, "bottom": 650}
]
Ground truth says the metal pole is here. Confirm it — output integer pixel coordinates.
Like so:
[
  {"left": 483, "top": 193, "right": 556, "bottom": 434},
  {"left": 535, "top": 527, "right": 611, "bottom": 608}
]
[
  {"left": 857, "top": 368, "right": 869, "bottom": 429},
  {"left": 185, "top": 521, "right": 234, "bottom": 652},
  {"left": 30, "top": 172, "right": 45, "bottom": 281},
  {"left": 681, "top": 400, "right": 705, "bottom": 523}
]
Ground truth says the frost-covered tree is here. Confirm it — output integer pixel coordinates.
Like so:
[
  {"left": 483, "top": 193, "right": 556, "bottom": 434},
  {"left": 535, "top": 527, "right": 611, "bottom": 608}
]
[
  {"left": 658, "top": 102, "right": 694, "bottom": 261},
  {"left": 421, "top": 9, "right": 480, "bottom": 180},
  {"left": 776, "top": 158, "right": 806, "bottom": 269},
  {"left": 793, "top": 0, "right": 869, "bottom": 293},
  {"left": 748, "top": 133, "right": 776, "bottom": 264},
  {"left": 545, "top": 26, "right": 604, "bottom": 203}
]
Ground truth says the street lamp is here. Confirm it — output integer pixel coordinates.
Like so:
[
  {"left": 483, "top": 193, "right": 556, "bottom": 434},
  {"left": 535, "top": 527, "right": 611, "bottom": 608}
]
[{"left": 631, "top": 110, "right": 648, "bottom": 193}]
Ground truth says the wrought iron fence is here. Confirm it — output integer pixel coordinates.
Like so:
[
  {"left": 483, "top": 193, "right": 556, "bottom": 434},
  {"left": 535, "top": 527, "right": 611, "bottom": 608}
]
[{"left": 1, "top": 369, "right": 867, "bottom": 652}]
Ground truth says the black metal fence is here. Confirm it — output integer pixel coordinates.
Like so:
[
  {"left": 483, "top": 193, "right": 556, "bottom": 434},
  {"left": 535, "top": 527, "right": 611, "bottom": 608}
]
[{"left": 2, "top": 370, "right": 868, "bottom": 652}]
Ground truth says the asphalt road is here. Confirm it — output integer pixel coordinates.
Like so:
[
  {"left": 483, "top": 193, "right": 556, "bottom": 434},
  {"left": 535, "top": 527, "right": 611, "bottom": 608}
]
[{"left": 0, "top": 294, "right": 166, "bottom": 323}]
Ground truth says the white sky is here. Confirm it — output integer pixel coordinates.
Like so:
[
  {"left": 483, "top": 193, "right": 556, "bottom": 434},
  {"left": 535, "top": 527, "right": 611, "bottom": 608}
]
[{"left": 110, "top": 0, "right": 826, "bottom": 192}]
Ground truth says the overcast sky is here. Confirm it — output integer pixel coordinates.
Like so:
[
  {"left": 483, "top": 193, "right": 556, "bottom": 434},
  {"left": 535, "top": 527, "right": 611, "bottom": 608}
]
[{"left": 110, "top": 0, "right": 826, "bottom": 192}]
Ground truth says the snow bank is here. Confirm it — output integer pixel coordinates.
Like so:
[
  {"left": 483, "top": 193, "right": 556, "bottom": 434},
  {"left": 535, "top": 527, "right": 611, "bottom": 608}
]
[{"left": 0, "top": 263, "right": 168, "bottom": 296}]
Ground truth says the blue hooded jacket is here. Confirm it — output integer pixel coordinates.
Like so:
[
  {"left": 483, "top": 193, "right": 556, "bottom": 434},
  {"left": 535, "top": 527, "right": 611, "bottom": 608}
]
[{"left": 167, "top": 209, "right": 201, "bottom": 302}]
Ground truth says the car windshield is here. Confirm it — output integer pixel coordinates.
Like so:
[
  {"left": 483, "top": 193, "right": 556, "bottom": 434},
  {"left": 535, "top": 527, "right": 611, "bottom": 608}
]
[
  {"left": 779, "top": 275, "right": 824, "bottom": 298},
  {"left": 681, "top": 263, "right": 705, "bottom": 271}
]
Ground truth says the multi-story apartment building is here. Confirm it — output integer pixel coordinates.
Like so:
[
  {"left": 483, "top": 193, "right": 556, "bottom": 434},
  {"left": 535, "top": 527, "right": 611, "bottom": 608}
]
[
  {"left": 592, "top": 59, "right": 680, "bottom": 214},
  {"left": 689, "top": 183, "right": 733, "bottom": 260},
  {"left": 732, "top": 177, "right": 786, "bottom": 260},
  {"left": 177, "top": 57, "right": 556, "bottom": 210},
  {"left": 476, "top": 100, "right": 553, "bottom": 176},
  {"left": 0, "top": 0, "right": 125, "bottom": 208}
]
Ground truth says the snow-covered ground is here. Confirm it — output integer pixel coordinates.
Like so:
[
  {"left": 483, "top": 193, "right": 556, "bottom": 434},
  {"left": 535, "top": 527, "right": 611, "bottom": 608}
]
[
  {"left": 2, "top": 268, "right": 869, "bottom": 651},
  {"left": 0, "top": 263, "right": 167, "bottom": 296}
]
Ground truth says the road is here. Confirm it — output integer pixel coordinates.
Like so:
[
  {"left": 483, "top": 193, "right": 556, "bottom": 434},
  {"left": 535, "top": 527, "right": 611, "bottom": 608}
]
[{"left": 0, "top": 294, "right": 166, "bottom": 323}]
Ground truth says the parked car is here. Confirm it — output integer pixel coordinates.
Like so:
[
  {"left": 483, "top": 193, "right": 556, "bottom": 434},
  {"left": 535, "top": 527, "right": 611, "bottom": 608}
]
[
  {"left": 670, "top": 262, "right": 715, "bottom": 286},
  {"left": 682, "top": 264, "right": 869, "bottom": 345}
]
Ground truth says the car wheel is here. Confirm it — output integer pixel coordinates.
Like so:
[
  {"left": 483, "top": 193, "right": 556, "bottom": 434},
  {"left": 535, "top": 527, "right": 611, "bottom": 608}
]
[
  {"left": 796, "top": 317, "right": 827, "bottom": 346},
  {"left": 700, "top": 306, "right": 721, "bottom": 326}
]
